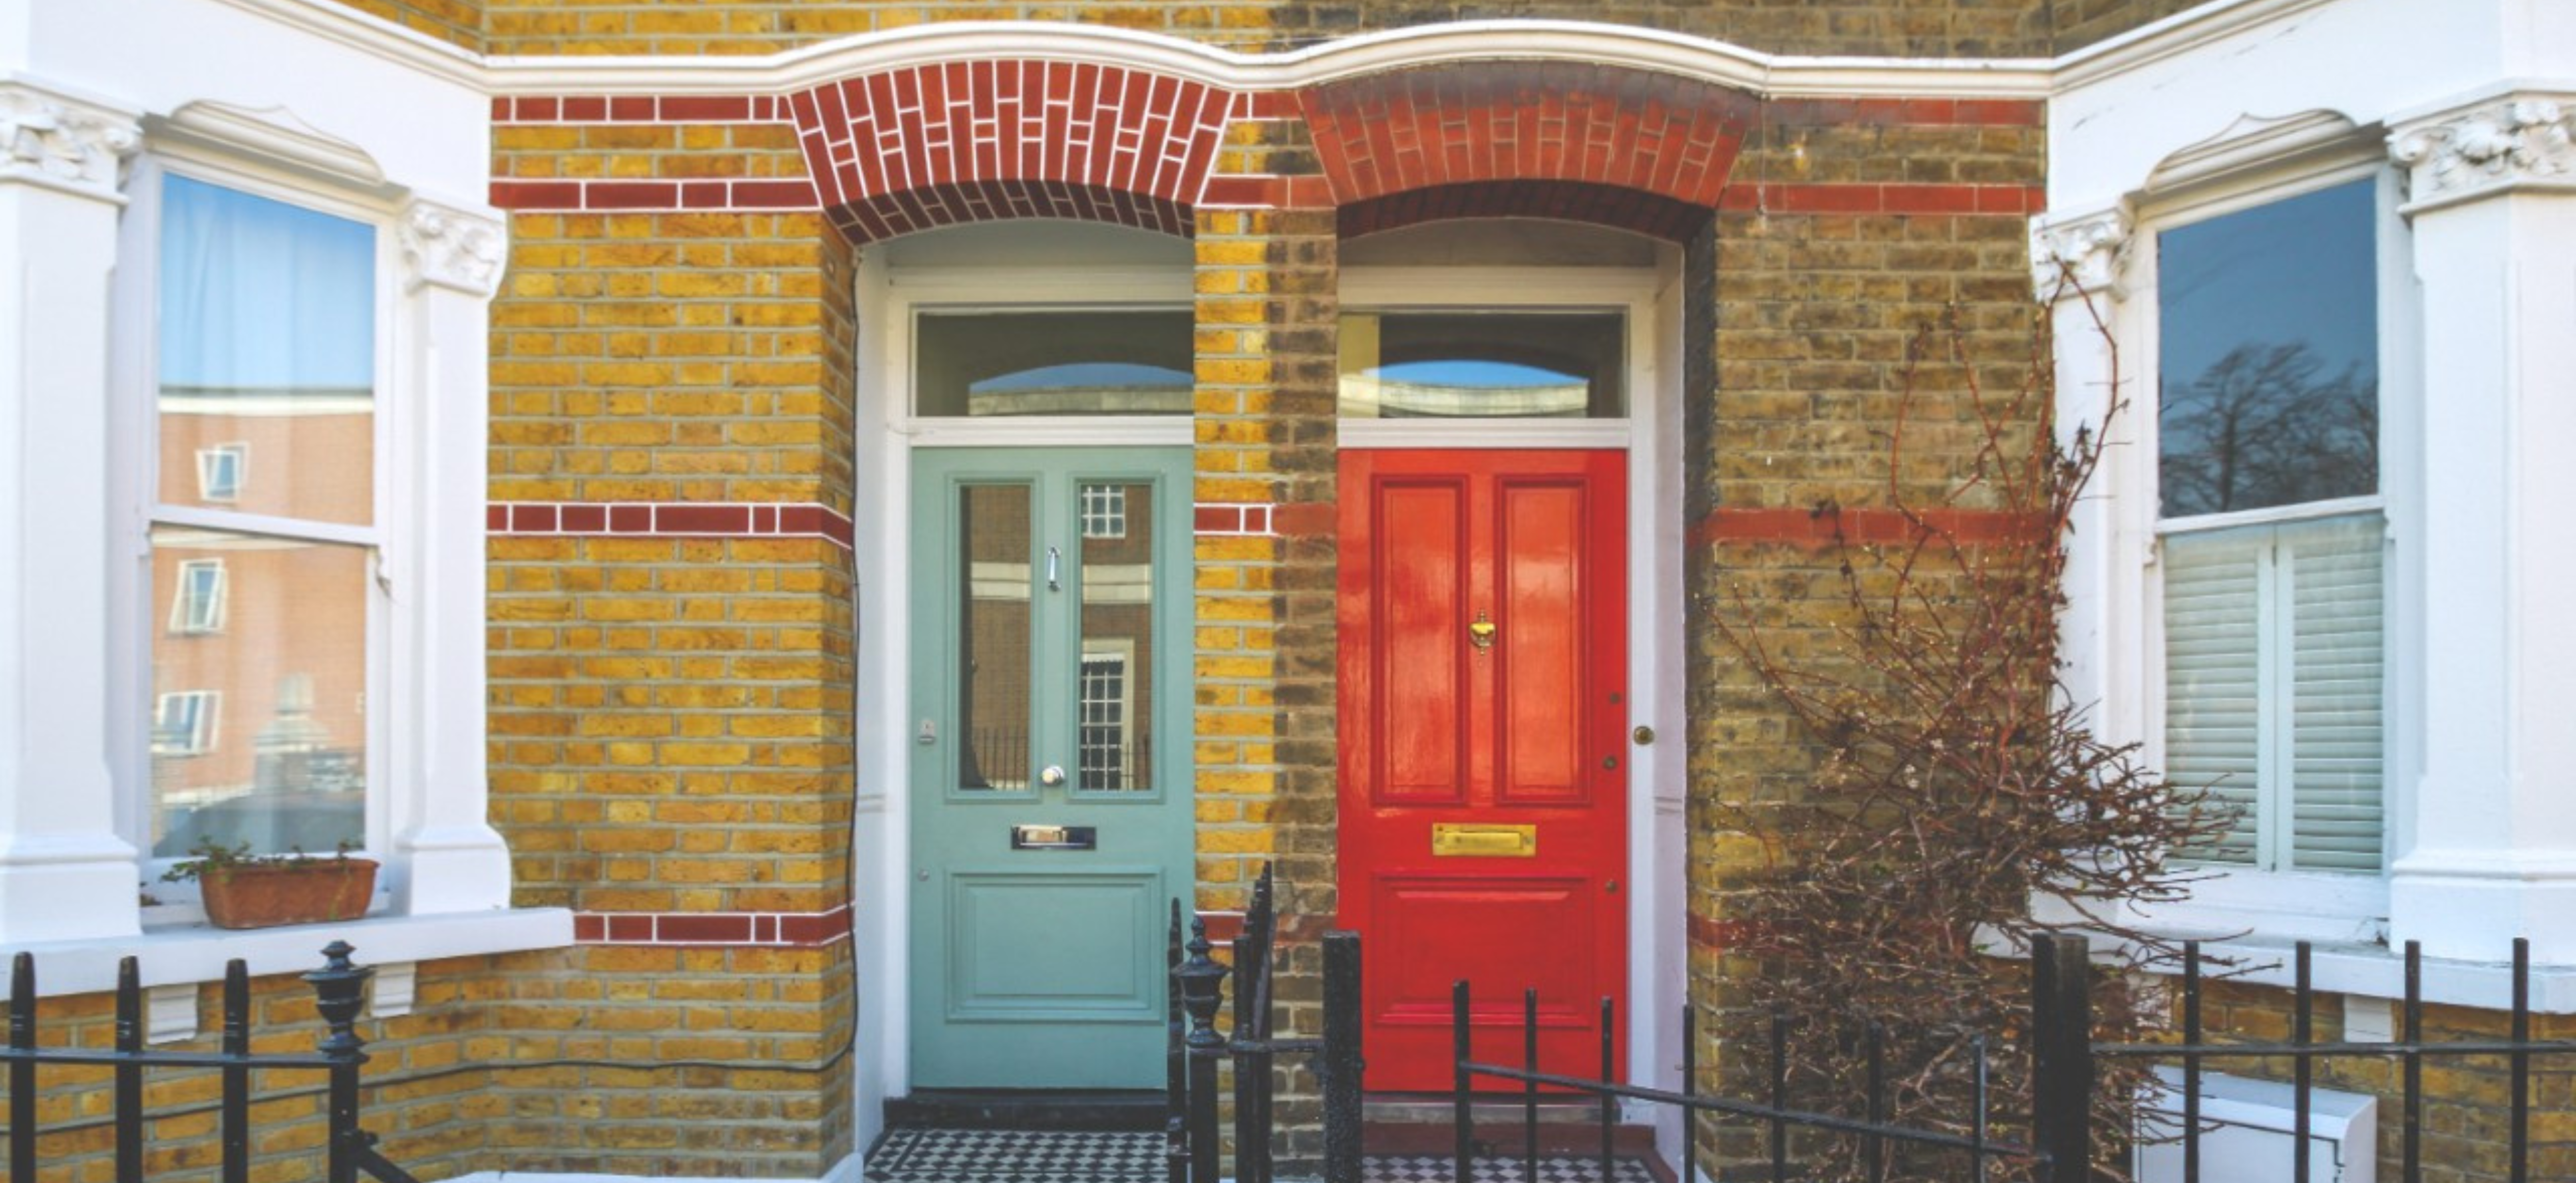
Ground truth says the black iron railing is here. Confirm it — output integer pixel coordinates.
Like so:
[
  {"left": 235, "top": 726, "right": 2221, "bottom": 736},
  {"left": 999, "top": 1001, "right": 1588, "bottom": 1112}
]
[
  {"left": 1445, "top": 934, "right": 2576, "bottom": 1183},
  {"left": 1449, "top": 983, "right": 2048, "bottom": 1183},
  {"left": 3, "top": 941, "right": 417, "bottom": 1183},
  {"left": 1167, "top": 863, "right": 1363, "bottom": 1183},
  {"left": 2054, "top": 933, "right": 2576, "bottom": 1183}
]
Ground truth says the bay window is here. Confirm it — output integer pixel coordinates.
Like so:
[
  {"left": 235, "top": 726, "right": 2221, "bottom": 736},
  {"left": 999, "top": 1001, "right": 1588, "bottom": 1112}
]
[
  {"left": 135, "top": 166, "right": 387, "bottom": 883},
  {"left": 2154, "top": 175, "right": 2394, "bottom": 883}
]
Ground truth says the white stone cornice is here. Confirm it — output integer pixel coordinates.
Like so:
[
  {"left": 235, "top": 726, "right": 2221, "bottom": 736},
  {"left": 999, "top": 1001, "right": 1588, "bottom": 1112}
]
[
  {"left": 399, "top": 198, "right": 506, "bottom": 296},
  {"left": 476, "top": 19, "right": 2050, "bottom": 101},
  {"left": 2030, "top": 207, "right": 2132, "bottom": 301},
  {"left": 2391, "top": 92, "right": 2576, "bottom": 215},
  {"left": 0, "top": 84, "right": 142, "bottom": 203}
]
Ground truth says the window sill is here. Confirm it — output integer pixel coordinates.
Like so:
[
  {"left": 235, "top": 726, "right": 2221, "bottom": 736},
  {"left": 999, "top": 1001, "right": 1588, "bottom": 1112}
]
[
  {"left": 2115, "top": 932, "right": 2576, "bottom": 1015},
  {"left": 2, "top": 907, "right": 573, "bottom": 998}
]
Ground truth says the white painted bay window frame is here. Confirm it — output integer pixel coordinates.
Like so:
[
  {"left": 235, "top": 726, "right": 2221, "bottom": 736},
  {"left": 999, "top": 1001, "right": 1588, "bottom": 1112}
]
[
  {"left": 2142, "top": 153, "right": 2416, "bottom": 942},
  {"left": 2051, "top": 86, "right": 2576, "bottom": 986},
  {"left": 115, "top": 149, "right": 403, "bottom": 907},
  {"left": 2043, "top": 120, "right": 2424, "bottom": 948},
  {"left": 0, "top": 77, "right": 563, "bottom": 993}
]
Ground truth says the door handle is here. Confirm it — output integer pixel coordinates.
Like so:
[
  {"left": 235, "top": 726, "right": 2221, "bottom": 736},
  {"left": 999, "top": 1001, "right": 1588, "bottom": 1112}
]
[
  {"left": 1039, "top": 764, "right": 1067, "bottom": 787},
  {"left": 1468, "top": 610, "right": 1496, "bottom": 652},
  {"left": 1046, "top": 545, "right": 1062, "bottom": 591}
]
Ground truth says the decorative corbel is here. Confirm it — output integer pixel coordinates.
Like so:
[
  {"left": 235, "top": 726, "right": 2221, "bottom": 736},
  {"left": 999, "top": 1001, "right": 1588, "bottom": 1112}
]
[
  {"left": 398, "top": 197, "right": 507, "bottom": 297},
  {"left": 2029, "top": 206, "right": 2132, "bottom": 302},
  {"left": 2390, "top": 93, "right": 2576, "bottom": 215},
  {"left": 0, "top": 84, "right": 142, "bottom": 203}
]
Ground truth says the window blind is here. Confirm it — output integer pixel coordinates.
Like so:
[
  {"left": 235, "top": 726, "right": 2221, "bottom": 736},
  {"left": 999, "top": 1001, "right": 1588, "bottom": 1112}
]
[
  {"left": 2284, "top": 515, "right": 2385, "bottom": 870},
  {"left": 2164, "top": 528, "right": 2264, "bottom": 866},
  {"left": 2163, "top": 512, "right": 2385, "bottom": 872}
]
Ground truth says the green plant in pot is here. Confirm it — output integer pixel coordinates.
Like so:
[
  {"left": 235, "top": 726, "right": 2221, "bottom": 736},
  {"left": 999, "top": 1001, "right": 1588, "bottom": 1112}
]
[{"left": 161, "top": 838, "right": 378, "bottom": 930}]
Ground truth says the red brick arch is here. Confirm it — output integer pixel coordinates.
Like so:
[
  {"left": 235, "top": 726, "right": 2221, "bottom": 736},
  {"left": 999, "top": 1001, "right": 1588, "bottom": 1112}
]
[
  {"left": 787, "top": 61, "right": 1238, "bottom": 243},
  {"left": 1299, "top": 62, "right": 1758, "bottom": 241}
]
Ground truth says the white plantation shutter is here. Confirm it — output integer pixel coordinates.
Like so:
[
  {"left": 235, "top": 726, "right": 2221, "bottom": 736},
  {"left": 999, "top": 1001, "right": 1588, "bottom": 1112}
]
[
  {"left": 2164, "top": 529, "right": 2265, "bottom": 865},
  {"left": 2285, "top": 515, "right": 2385, "bottom": 871},
  {"left": 2162, "top": 512, "right": 2386, "bottom": 872}
]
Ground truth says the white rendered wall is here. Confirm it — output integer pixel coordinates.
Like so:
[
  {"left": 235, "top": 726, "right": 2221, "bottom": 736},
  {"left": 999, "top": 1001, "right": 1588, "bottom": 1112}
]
[{"left": 2047, "top": 0, "right": 2576, "bottom": 966}]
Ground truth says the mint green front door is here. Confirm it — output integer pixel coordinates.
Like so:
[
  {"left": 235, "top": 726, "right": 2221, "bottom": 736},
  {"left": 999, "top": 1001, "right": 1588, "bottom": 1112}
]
[{"left": 908, "top": 447, "right": 1195, "bottom": 1089}]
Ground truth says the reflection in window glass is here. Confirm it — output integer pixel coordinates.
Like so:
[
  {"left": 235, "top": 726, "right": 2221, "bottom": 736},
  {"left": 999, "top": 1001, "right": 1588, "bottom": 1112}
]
[
  {"left": 958, "top": 484, "right": 1033, "bottom": 791},
  {"left": 150, "top": 528, "right": 367, "bottom": 858},
  {"left": 158, "top": 175, "right": 375, "bottom": 526},
  {"left": 1078, "top": 483, "right": 1154, "bottom": 792},
  {"left": 916, "top": 310, "right": 1192, "bottom": 417},
  {"left": 1339, "top": 312, "right": 1625, "bottom": 419},
  {"left": 2158, "top": 180, "right": 2377, "bottom": 518}
]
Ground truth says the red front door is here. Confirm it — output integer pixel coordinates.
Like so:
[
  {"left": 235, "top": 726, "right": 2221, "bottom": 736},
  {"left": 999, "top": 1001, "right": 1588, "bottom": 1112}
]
[{"left": 1337, "top": 449, "right": 1629, "bottom": 1091}]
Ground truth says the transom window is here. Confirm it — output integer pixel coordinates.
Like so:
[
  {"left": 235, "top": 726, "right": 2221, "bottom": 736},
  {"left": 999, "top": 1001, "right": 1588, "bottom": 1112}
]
[
  {"left": 1337, "top": 310, "right": 1627, "bottom": 419},
  {"left": 913, "top": 309, "right": 1192, "bottom": 417}
]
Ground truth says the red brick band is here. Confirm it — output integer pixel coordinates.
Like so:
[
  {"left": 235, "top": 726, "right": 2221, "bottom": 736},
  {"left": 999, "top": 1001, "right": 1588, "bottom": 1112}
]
[
  {"left": 1193, "top": 503, "right": 1276, "bottom": 536},
  {"left": 490, "top": 501, "right": 1288, "bottom": 544},
  {"left": 488, "top": 177, "right": 821, "bottom": 212},
  {"left": 574, "top": 906, "right": 853, "bottom": 947},
  {"left": 1694, "top": 506, "right": 2050, "bottom": 548},
  {"left": 488, "top": 501, "right": 858, "bottom": 551},
  {"left": 488, "top": 65, "right": 2047, "bottom": 227},
  {"left": 1715, "top": 182, "right": 2045, "bottom": 216},
  {"left": 493, "top": 95, "right": 790, "bottom": 123}
]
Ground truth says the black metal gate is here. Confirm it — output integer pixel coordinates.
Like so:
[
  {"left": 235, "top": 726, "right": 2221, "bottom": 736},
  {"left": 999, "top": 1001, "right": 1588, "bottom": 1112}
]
[{"left": 1166, "top": 863, "right": 1364, "bottom": 1183}]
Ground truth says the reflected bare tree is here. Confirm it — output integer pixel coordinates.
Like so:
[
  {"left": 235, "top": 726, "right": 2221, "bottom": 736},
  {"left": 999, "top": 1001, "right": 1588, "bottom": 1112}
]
[{"left": 2160, "top": 342, "right": 2376, "bottom": 517}]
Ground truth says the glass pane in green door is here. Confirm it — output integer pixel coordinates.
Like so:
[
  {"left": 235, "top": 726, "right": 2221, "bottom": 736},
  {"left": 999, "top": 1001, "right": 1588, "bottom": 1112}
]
[
  {"left": 1078, "top": 481, "right": 1154, "bottom": 793},
  {"left": 957, "top": 484, "right": 1031, "bottom": 792}
]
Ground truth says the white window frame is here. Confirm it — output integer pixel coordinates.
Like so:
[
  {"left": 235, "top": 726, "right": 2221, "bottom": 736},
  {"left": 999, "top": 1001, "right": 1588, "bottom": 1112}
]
[
  {"left": 2120, "top": 147, "right": 2423, "bottom": 943},
  {"left": 195, "top": 442, "right": 247, "bottom": 502},
  {"left": 169, "top": 558, "right": 228, "bottom": 635},
  {"left": 1077, "top": 642, "right": 1135, "bottom": 792},
  {"left": 114, "top": 151, "right": 398, "bottom": 909},
  {"left": 1080, "top": 483, "right": 1129, "bottom": 539},
  {"left": 152, "top": 691, "right": 220, "bottom": 758}
]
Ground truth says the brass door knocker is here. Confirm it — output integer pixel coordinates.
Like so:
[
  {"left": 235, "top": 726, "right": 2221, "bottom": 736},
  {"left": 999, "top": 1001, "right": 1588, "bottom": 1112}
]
[{"left": 1468, "top": 610, "right": 1497, "bottom": 652}]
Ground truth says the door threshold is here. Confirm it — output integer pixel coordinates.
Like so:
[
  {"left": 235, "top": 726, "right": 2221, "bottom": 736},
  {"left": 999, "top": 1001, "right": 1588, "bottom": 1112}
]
[{"left": 886, "top": 1088, "right": 1165, "bottom": 1132}]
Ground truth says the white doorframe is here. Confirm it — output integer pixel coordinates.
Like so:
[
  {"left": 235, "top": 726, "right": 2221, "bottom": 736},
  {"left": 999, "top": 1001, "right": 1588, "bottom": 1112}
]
[
  {"left": 850, "top": 245, "right": 1193, "bottom": 1157},
  {"left": 1338, "top": 256, "right": 1690, "bottom": 1152},
  {"left": 856, "top": 241, "right": 1686, "bottom": 1159}
]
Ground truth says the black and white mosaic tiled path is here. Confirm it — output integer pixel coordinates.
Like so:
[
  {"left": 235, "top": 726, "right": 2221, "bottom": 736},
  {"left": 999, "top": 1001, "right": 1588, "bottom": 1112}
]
[
  {"left": 866, "top": 1129, "right": 1164, "bottom": 1182},
  {"left": 1359, "top": 1154, "right": 1661, "bottom": 1183},
  {"left": 863, "top": 1128, "right": 1660, "bottom": 1183}
]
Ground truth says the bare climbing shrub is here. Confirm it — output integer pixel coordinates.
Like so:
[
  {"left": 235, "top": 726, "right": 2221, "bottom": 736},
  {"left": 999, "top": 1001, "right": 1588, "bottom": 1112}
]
[{"left": 1706, "top": 288, "right": 2229, "bottom": 1181}]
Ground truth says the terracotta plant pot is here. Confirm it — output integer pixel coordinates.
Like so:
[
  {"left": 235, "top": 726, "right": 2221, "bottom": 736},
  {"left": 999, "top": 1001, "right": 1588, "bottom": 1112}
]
[{"left": 198, "top": 859, "right": 379, "bottom": 930}]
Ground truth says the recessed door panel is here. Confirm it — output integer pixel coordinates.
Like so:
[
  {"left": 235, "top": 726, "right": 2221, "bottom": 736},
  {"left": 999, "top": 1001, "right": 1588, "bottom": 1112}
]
[
  {"left": 1379, "top": 480, "right": 1469, "bottom": 805},
  {"left": 948, "top": 870, "right": 1161, "bottom": 1020},
  {"left": 1370, "top": 873, "right": 1595, "bottom": 1032},
  {"left": 1338, "top": 449, "right": 1628, "bottom": 1091},
  {"left": 910, "top": 448, "right": 1194, "bottom": 1090},
  {"left": 1499, "top": 479, "right": 1588, "bottom": 804}
]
